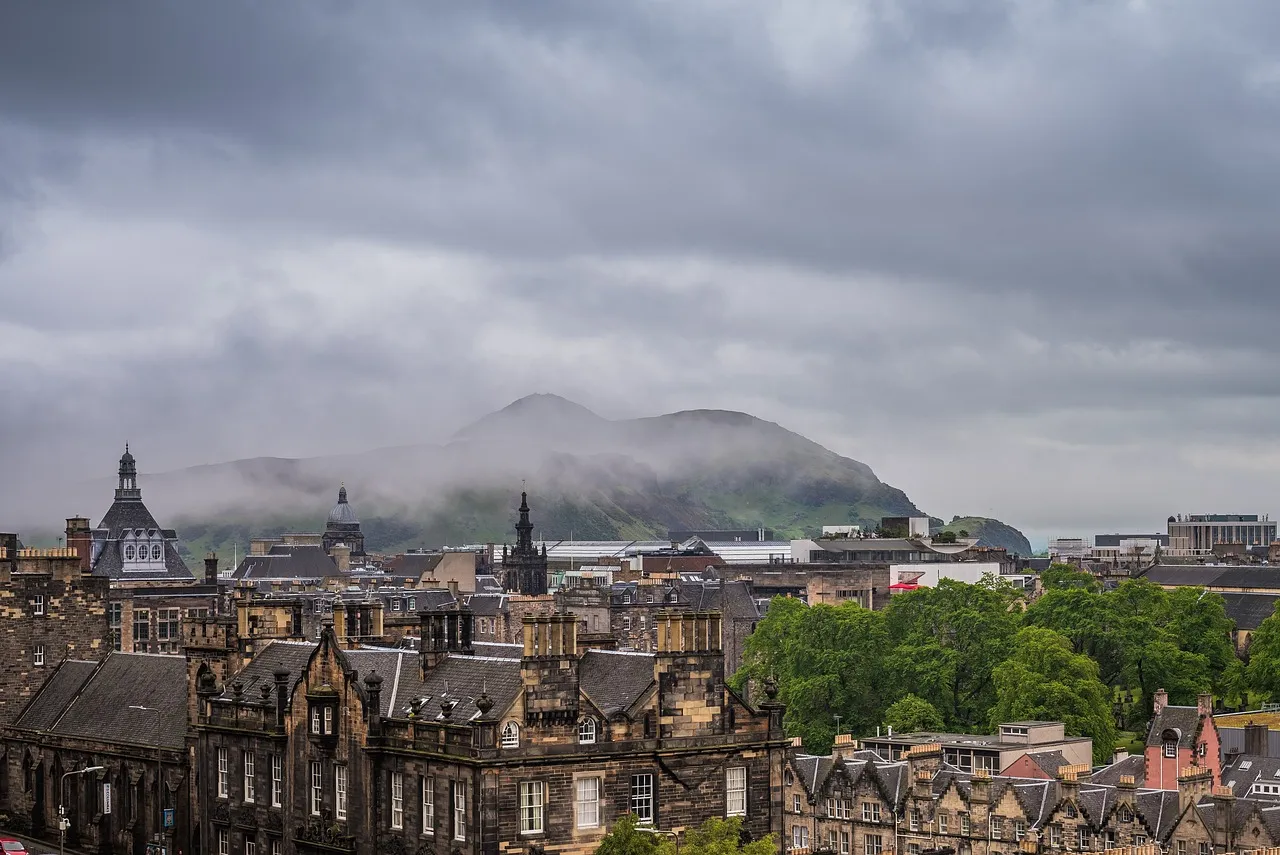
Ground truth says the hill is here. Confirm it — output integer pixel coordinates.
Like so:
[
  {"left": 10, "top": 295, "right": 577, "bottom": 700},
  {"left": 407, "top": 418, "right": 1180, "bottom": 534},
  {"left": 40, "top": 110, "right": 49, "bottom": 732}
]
[
  {"left": 13, "top": 394, "right": 1030, "bottom": 563},
  {"left": 933, "top": 516, "right": 1033, "bottom": 557}
]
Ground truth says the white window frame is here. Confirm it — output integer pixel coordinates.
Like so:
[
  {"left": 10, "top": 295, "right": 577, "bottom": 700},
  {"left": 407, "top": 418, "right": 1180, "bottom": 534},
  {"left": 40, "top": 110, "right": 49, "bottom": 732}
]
[
  {"left": 791, "top": 826, "right": 808, "bottom": 851},
  {"left": 270, "top": 841, "right": 281, "bottom": 855},
  {"left": 336, "top": 765, "right": 348, "bottom": 821},
  {"left": 271, "top": 754, "right": 283, "bottom": 808},
  {"left": 218, "top": 830, "right": 229, "bottom": 855},
  {"left": 33, "top": 645, "right": 44, "bottom": 666},
  {"left": 726, "top": 766, "right": 747, "bottom": 817},
  {"left": 243, "top": 752, "right": 255, "bottom": 804},
  {"left": 938, "top": 812, "right": 948, "bottom": 834},
  {"left": 631, "top": 773, "right": 655, "bottom": 825},
  {"left": 389, "top": 771, "right": 402, "bottom": 829},
  {"left": 1163, "top": 741, "right": 1177, "bottom": 759},
  {"left": 324, "top": 705, "right": 334, "bottom": 735},
  {"left": 865, "top": 835, "right": 884, "bottom": 855},
  {"left": 840, "top": 831, "right": 851, "bottom": 855},
  {"left": 309, "top": 761, "right": 323, "bottom": 816},
  {"left": 244, "top": 838, "right": 256, "bottom": 855},
  {"left": 453, "top": 781, "right": 467, "bottom": 841},
  {"left": 519, "top": 781, "right": 545, "bottom": 835},
  {"left": 575, "top": 777, "right": 600, "bottom": 829},
  {"left": 217, "top": 748, "right": 229, "bottom": 799},
  {"left": 32, "top": 594, "right": 44, "bottom": 616},
  {"left": 501, "top": 721, "right": 520, "bottom": 748},
  {"left": 579, "top": 717, "right": 597, "bottom": 744},
  {"left": 862, "top": 801, "right": 880, "bottom": 823},
  {"left": 422, "top": 776, "right": 435, "bottom": 833}
]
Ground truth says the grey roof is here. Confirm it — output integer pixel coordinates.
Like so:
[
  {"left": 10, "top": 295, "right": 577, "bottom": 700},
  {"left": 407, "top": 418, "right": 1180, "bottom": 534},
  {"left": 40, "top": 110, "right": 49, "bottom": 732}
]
[
  {"left": 15, "top": 660, "right": 98, "bottom": 732},
  {"left": 579, "top": 649, "right": 655, "bottom": 717},
  {"left": 1223, "top": 755, "right": 1280, "bottom": 800},
  {"left": 1024, "top": 750, "right": 1069, "bottom": 778},
  {"left": 231, "top": 545, "right": 339, "bottom": 580},
  {"left": 1140, "top": 565, "right": 1231, "bottom": 586},
  {"left": 97, "top": 497, "right": 161, "bottom": 535},
  {"left": 327, "top": 486, "right": 359, "bottom": 525},
  {"left": 463, "top": 593, "right": 505, "bottom": 615},
  {"left": 90, "top": 516, "right": 194, "bottom": 580},
  {"left": 1142, "top": 564, "right": 1280, "bottom": 591},
  {"left": 1148, "top": 705, "right": 1203, "bottom": 748},
  {"left": 1221, "top": 593, "right": 1280, "bottom": 631},
  {"left": 20, "top": 653, "right": 189, "bottom": 750},
  {"left": 475, "top": 575, "right": 504, "bottom": 594},
  {"left": 1092, "top": 754, "right": 1147, "bottom": 787},
  {"left": 215, "top": 641, "right": 316, "bottom": 701},
  {"left": 672, "top": 580, "right": 761, "bottom": 622},
  {"left": 1136, "top": 789, "right": 1181, "bottom": 840}
]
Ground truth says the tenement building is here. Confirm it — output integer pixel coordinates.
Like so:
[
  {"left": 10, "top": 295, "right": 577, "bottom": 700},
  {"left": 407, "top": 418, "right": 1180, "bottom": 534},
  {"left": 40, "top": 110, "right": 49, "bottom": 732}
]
[
  {"left": 780, "top": 735, "right": 1280, "bottom": 855},
  {"left": 191, "top": 607, "right": 788, "bottom": 855}
]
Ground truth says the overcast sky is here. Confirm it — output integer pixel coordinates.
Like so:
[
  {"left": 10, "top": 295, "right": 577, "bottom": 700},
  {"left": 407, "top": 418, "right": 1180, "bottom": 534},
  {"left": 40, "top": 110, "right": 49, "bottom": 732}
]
[{"left": 3, "top": 1, "right": 1280, "bottom": 545}]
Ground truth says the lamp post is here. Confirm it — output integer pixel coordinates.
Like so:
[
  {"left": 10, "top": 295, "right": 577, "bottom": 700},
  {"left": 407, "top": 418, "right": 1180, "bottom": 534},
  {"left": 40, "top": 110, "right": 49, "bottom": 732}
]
[
  {"left": 60, "top": 765, "right": 105, "bottom": 855},
  {"left": 637, "top": 826, "right": 681, "bottom": 854},
  {"left": 130, "top": 705, "right": 166, "bottom": 855}
]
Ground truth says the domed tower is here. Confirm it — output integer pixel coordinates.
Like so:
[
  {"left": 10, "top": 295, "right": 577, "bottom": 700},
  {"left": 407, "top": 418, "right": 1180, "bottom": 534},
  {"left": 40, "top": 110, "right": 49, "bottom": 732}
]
[
  {"left": 323, "top": 484, "right": 366, "bottom": 557},
  {"left": 115, "top": 443, "right": 141, "bottom": 501}
]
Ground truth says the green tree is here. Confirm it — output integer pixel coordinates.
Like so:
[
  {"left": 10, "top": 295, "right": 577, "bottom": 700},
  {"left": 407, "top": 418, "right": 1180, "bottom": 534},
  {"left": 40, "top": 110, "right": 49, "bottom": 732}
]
[
  {"left": 882, "top": 579, "right": 1021, "bottom": 727},
  {"left": 656, "top": 818, "right": 775, "bottom": 855},
  {"left": 989, "top": 626, "right": 1119, "bottom": 763},
  {"left": 883, "top": 694, "right": 944, "bottom": 733},
  {"left": 1246, "top": 603, "right": 1280, "bottom": 701},
  {"left": 1038, "top": 563, "right": 1099, "bottom": 592},
  {"left": 596, "top": 814, "right": 663, "bottom": 855}
]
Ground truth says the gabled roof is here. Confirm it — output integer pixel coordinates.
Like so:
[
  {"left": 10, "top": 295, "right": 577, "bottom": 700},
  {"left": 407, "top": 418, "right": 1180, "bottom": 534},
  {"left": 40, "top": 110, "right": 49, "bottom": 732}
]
[
  {"left": 15, "top": 660, "right": 98, "bottom": 731},
  {"left": 1220, "top": 593, "right": 1280, "bottom": 631},
  {"left": 1135, "top": 789, "right": 1181, "bottom": 841},
  {"left": 1092, "top": 754, "right": 1147, "bottom": 787},
  {"left": 1148, "top": 705, "right": 1204, "bottom": 748},
  {"left": 1223, "top": 755, "right": 1280, "bottom": 799},
  {"left": 231, "top": 545, "right": 339, "bottom": 580},
  {"left": 579, "top": 649, "right": 655, "bottom": 717},
  {"left": 17, "top": 653, "right": 188, "bottom": 749}
]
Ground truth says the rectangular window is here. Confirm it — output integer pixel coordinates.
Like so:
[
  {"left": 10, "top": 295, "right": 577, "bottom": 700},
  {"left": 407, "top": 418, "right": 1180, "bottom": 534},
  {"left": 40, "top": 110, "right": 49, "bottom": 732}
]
[
  {"left": 217, "top": 830, "right": 229, "bottom": 855},
  {"left": 109, "top": 603, "right": 123, "bottom": 651},
  {"left": 157, "top": 608, "right": 181, "bottom": 652},
  {"left": 390, "top": 771, "right": 402, "bottom": 829},
  {"left": 244, "top": 838, "right": 256, "bottom": 855},
  {"left": 311, "top": 706, "right": 321, "bottom": 734},
  {"left": 336, "top": 765, "right": 349, "bottom": 822},
  {"left": 422, "top": 776, "right": 435, "bottom": 832},
  {"left": 631, "top": 773, "right": 655, "bottom": 825},
  {"left": 862, "top": 802, "right": 881, "bottom": 823},
  {"left": 32, "top": 594, "right": 44, "bottom": 616},
  {"left": 271, "top": 755, "right": 283, "bottom": 807},
  {"left": 453, "top": 781, "right": 467, "bottom": 841},
  {"left": 1164, "top": 742, "right": 1177, "bottom": 758},
  {"left": 217, "top": 748, "right": 229, "bottom": 798},
  {"left": 1049, "top": 826, "right": 1062, "bottom": 847},
  {"left": 938, "top": 812, "right": 948, "bottom": 834},
  {"left": 1079, "top": 829, "right": 1089, "bottom": 850},
  {"left": 991, "top": 817, "right": 1003, "bottom": 839},
  {"left": 33, "top": 645, "right": 44, "bottom": 666},
  {"left": 576, "top": 777, "right": 600, "bottom": 829},
  {"left": 865, "top": 834, "right": 884, "bottom": 855},
  {"left": 726, "top": 767, "right": 747, "bottom": 817},
  {"left": 309, "top": 761, "right": 323, "bottom": 816},
  {"left": 324, "top": 706, "right": 334, "bottom": 734},
  {"left": 791, "top": 827, "right": 808, "bottom": 851},
  {"left": 910, "top": 810, "right": 921, "bottom": 831},
  {"left": 1199, "top": 844, "right": 1209, "bottom": 855},
  {"left": 1177, "top": 841, "right": 1187, "bottom": 855},
  {"left": 133, "top": 609, "right": 150, "bottom": 652},
  {"left": 243, "top": 752, "right": 255, "bottom": 804},
  {"left": 961, "top": 813, "right": 971, "bottom": 836},
  {"left": 840, "top": 831, "right": 850, "bottom": 855},
  {"left": 792, "top": 794, "right": 801, "bottom": 814},
  {"left": 270, "top": 841, "right": 281, "bottom": 855},
  {"left": 1015, "top": 821, "right": 1026, "bottom": 841},
  {"left": 519, "top": 781, "right": 544, "bottom": 835}
]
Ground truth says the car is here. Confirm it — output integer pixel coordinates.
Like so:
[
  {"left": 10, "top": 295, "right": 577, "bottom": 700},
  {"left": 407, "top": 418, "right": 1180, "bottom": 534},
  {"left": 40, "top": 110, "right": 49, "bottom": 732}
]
[{"left": 0, "top": 839, "right": 27, "bottom": 855}]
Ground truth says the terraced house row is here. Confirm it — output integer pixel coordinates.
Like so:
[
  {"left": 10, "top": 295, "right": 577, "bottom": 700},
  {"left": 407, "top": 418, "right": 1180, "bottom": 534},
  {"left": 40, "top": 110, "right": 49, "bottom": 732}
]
[{"left": 781, "top": 739, "right": 1280, "bottom": 855}]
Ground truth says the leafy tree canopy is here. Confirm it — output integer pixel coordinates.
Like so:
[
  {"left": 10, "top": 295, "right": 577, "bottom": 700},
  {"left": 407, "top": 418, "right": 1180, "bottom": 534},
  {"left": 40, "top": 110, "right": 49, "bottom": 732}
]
[{"left": 883, "top": 694, "right": 944, "bottom": 733}]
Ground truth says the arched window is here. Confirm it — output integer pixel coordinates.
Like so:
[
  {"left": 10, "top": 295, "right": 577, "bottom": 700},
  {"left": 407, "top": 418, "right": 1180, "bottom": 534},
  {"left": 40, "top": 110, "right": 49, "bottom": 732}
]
[
  {"left": 151, "top": 544, "right": 162, "bottom": 560},
  {"left": 501, "top": 721, "right": 520, "bottom": 748},
  {"left": 124, "top": 545, "right": 135, "bottom": 561},
  {"left": 578, "top": 717, "right": 597, "bottom": 744}
]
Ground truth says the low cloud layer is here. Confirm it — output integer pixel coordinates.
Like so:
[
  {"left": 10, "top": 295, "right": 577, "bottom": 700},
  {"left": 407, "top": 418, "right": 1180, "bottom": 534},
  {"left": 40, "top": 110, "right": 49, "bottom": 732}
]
[{"left": 4, "top": 1, "right": 1280, "bottom": 544}]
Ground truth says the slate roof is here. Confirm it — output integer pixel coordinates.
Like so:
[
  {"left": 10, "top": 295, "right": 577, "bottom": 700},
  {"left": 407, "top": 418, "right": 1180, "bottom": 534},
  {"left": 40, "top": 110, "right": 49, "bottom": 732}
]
[
  {"left": 463, "top": 593, "right": 505, "bottom": 615},
  {"left": 97, "top": 498, "right": 162, "bottom": 535},
  {"left": 1024, "top": 750, "right": 1070, "bottom": 778},
  {"left": 1136, "top": 789, "right": 1180, "bottom": 839},
  {"left": 231, "top": 545, "right": 339, "bottom": 580},
  {"left": 1222, "top": 593, "right": 1280, "bottom": 629},
  {"left": 15, "top": 660, "right": 98, "bottom": 731},
  {"left": 579, "top": 649, "right": 655, "bottom": 717},
  {"left": 1223, "top": 755, "right": 1280, "bottom": 800},
  {"left": 91, "top": 536, "right": 193, "bottom": 581},
  {"left": 385, "top": 553, "right": 444, "bottom": 576},
  {"left": 214, "top": 641, "right": 316, "bottom": 700},
  {"left": 673, "top": 580, "right": 761, "bottom": 622},
  {"left": 1092, "top": 754, "right": 1147, "bottom": 787},
  {"left": 1142, "top": 564, "right": 1280, "bottom": 591},
  {"left": 1148, "top": 705, "right": 1203, "bottom": 748},
  {"left": 475, "top": 575, "right": 505, "bottom": 594},
  {"left": 17, "top": 653, "right": 188, "bottom": 749}
]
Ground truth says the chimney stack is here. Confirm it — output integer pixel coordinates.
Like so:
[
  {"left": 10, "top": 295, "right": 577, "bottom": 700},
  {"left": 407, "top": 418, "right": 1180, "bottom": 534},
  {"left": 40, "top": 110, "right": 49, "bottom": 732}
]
[
  {"left": 1245, "top": 722, "right": 1269, "bottom": 757},
  {"left": 332, "top": 543, "right": 351, "bottom": 574},
  {"left": 1153, "top": 688, "right": 1169, "bottom": 716},
  {"left": 204, "top": 552, "right": 219, "bottom": 585},
  {"left": 65, "top": 518, "right": 91, "bottom": 571}
]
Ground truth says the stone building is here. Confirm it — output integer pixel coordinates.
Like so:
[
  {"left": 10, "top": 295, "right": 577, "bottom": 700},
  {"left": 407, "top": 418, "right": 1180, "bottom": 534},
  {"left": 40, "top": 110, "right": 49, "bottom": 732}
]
[
  {"left": 323, "top": 485, "right": 366, "bottom": 558},
  {"left": 779, "top": 736, "right": 1280, "bottom": 855},
  {"left": 190, "top": 607, "right": 788, "bottom": 855},
  {"left": 90, "top": 446, "right": 194, "bottom": 583},
  {"left": 0, "top": 537, "right": 110, "bottom": 724},
  {"left": 502, "top": 492, "right": 548, "bottom": 596}
]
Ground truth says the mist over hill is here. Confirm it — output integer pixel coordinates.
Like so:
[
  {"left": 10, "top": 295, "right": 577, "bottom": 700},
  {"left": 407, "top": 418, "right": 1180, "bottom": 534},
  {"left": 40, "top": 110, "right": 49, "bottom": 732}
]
[{"left": 11, "top": 394, "right": 1030, "bottom": 561}]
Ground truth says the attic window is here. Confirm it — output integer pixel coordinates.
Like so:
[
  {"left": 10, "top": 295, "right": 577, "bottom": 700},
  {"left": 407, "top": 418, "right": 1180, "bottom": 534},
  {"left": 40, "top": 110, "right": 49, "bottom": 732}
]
[
  {"left": 578, "top": 717, "right": 597, "bottom": 745},
  {"left": 1163, "top": 740, "right": 1177, "bottom": 759},
  {"left": 501, "top": 721, "right": 520, "bottom": 749},
  {"left": 309, "top": 700, "right": 336, "bottom": 737}
]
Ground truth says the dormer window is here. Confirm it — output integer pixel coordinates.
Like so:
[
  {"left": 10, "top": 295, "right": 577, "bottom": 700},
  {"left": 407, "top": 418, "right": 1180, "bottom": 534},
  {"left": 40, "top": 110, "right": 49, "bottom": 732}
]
[
  {"left": 501, "top": 721, "right": 520, "bottom": 748},
  {"left": 578, "top": 717, "right": 597, "bottom": 745},
  {"left": 125, "top": 546, "right": 135, "bottom": 561},
  {"left": 308, "top": 692, "right": 337, "bottom": 738},
  {"left": 151, "top": 544, "right": 162, "bottom": 560}
]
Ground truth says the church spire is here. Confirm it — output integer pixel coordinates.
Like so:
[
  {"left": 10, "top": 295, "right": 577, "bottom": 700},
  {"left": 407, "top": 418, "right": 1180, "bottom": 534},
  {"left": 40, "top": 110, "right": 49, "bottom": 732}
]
[{"left": 516, "top": 491, "right": 534, "bottom": 552}]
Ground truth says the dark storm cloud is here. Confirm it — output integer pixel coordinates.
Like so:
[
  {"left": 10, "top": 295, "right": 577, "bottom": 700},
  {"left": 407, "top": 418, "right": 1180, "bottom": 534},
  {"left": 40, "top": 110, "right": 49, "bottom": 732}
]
[{"left": 3, "top": 0, "right": 1280, "bottom": 540}]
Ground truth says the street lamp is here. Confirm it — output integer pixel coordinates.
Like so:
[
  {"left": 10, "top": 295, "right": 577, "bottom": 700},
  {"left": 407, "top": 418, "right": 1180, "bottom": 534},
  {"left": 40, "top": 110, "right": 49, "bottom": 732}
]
[
  {"left": 637, "top": 827, "right": 681, "bottom": 854},
  {"left": 130, "top": 705, "right": 166, "bottom": 854},
  {"left": 60, "top": 765, "right": 105, "bottom": 855}
]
